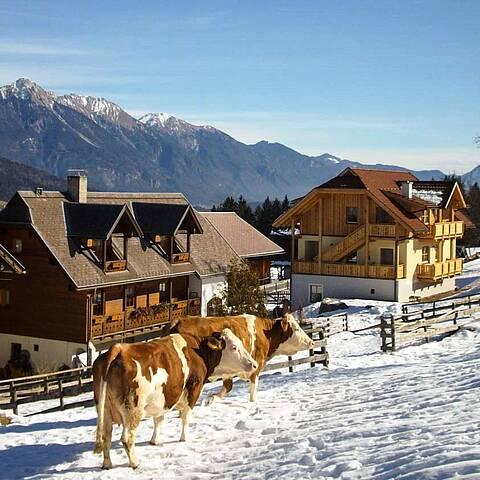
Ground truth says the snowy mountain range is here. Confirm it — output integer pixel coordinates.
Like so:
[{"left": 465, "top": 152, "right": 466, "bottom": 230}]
[{"left": 0, "top": 78, "right": 458, "bottom": 204}]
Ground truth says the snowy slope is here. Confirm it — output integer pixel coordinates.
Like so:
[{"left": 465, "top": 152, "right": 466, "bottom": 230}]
[{"left": 2, "top": 295, "right": 480, "bottom": 479}]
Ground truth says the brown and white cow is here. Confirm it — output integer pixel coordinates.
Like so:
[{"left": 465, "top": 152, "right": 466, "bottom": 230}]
[
  {"left": 92, "top": 328, "right": 257, "bottom": 469},
  {"left": 170, "top": 313, "right": 314, "bottom": 404}
]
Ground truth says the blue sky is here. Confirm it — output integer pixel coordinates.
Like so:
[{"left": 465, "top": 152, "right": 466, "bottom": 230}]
[{"left": 1, "top": 0, "right": 479, "bottom": 172}]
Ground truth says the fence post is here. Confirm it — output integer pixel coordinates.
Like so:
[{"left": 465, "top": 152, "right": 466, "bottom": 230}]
[
  {"left": 288, "top": 356, "right": 293, "bottom": 373},
  {"left": 344, "top": 312, "right": 349, "bottom": 332},
  {"left": 10, "top": 382, "right": 18, "bottom": 415},
  {"left": 319, "top": 329, "right": 329, "bottom": 368},
  {"left": 380, "top": 314, "right": 395, "bottom": 352},
  {"left": 58, "top": 379, "right": 64, "bottom": 409}
]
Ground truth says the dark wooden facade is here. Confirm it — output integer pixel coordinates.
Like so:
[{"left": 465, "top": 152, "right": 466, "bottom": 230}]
[{"left": 0, "top": 225, "right": 198, "bottom": 352}]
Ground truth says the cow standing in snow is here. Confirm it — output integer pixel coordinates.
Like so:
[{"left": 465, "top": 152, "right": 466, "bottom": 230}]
[
  {"left": 170, "top": 313, "right": 314, "bottom": 404},
  {"left": 92, "top": 329, "right": 257, "bottom": 470}
]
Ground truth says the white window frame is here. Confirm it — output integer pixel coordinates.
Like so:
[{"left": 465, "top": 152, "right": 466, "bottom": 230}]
[{"left": 308, "top": 284, "right": 323, "bottom": 304}]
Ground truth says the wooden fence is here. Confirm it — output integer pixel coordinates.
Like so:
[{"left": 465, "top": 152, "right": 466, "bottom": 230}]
[
  {"left": 0, "top": 314, "right": 350, "bottom": 415},
  {"left": 0, "top": 367, "right": 93, "bottom": 415},
  {"left": 381, "top": 293, "right": 480, "bottom": 352}
]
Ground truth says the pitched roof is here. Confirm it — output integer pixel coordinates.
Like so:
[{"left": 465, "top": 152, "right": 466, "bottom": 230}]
[
  {"left": 201, "top": 212, "right": 284, "bottom": 258},
  {"left": 132, "top": 202, "right": 203, "bottom": 235},
  {"left": 0, "top": 243, "right": 26, "bottom": 274},
  {"left": 0, "top": 190, "right": 240, "bottom": 288},
  {"left": 274, "top": 167, "right": 467, "bottom": 233},
  {"left": 64, "top": 203, "right": 143, "bottom": 239}
]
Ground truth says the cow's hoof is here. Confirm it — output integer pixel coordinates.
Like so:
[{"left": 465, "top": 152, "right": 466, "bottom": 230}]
[
  {"left": 101, "top": 463, "right": 112, "bottom": 470},
  {"left": 130, "top": 463, "right": 140, "bottom": 470},
  {"left": 149, "top": 439, "right": 159, "bottom": 446}
]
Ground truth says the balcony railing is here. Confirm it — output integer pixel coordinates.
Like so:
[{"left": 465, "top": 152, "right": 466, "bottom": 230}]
[
  {"left": 171, "top": 252, "right": 190, "bottom": 264},
  {"left": 416, "top": 258, "right": 463, "bottom": 281},
  {"left": 104, "top": 259, "right": 127, "bottom": 273},
  {"left": 293, "top": 260, "right": 405, "bottom": 279},
  {"left": 418, "top": 221, "right": 464, "bottom": 240},
  {"left": 90, "top": 298, "right": 201, "bottom": 339},
  {"left": 368, "top": 224, "right": 396, "bottom": 237}
]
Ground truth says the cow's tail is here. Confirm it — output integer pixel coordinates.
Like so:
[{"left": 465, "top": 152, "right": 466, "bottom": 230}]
[{"left": 93, "top": 343, "right": 122, "bottom": 454}]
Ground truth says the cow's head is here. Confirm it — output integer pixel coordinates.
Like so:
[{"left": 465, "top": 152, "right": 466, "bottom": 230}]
[
  {"left": 208, "top": 328, "right": 258, "bottom": 378},
  {"left": 275, "top": 313, "right": 315, "bottom": 356}
]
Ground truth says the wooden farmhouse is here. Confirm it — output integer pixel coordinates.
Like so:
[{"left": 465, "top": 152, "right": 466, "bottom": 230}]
[
  {"left": 273, "top": 168, "right": 471, "bottom": 307},
  {"left": 0, "top": 171, "right": 241, "bottom": 370},
  {"left": 201, "top": 212, "right": 284, "bottom": 283}
]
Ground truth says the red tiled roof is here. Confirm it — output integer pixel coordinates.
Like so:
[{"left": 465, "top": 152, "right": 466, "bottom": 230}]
[{"left": 201, "top": 212, "right": 284, "bottom": 258}]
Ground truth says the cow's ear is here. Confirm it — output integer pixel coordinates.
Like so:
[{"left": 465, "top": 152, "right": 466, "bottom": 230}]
[{"left": 207, "top": 337, "right": 223, "bottom": 350}]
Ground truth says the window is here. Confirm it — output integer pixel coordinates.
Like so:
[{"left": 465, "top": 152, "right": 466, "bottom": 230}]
[
  {"left": 0, "top": 289, "right": 10, "bottom": 306},
  {"left": 346, "top": 207, "right": 358, "bottom": 224},
  {"left": 376, "top": 207, "right": 394, "bottom": 225},
  {"left": 207, "top": 296, "right": 223, "bottom": 316},
  {"left": 432, "top": 209, "right": 439, "bottom": 223},
  {"left": 304, "top": 241, "right": 319, "bottom": 262},
  {"left": 380, "top": 248, "right": 394, "bottom": 265},
  {"left": 92, "top": 290, "right": 103, "bottom": 316},
  {"left": 34, "top": 344, "right": 39, "bottom": 352},
  {"left": 422, "top": 246, "right": 430, "bottom": 263},
  {"left": 421, "top": 210, "right": 430, "bottom": 225},
  {"left": 13, "top": 239, "right": 22, "bottom": 253},
  {"left": 159, "top": 282, "right": 168, "bottom": 301},
  {"left": 309, "top": 284, "right": 323, "bottom": 304},
  {"left": 125, "top": 286, "right": 135, "bottom": 308}
]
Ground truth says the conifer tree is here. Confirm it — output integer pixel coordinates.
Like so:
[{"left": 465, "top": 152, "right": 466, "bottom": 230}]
[{"left": 221, "top": 259, "right": 267, "bottom": 317}]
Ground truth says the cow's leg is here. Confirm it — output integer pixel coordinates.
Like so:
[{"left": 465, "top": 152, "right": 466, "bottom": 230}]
[
  {"left": 205, "top": 378, "right": 234, "bottom": 406},
  {"left": 101, "top": 414, "right": 113, "bottom": 470},
  {"left": 121, "top": 424, "right": 140, "bottom": 469},
  {"left": 150, "top": 415, "right": 165, "bottom": 445},
  {"left": 249, "top": 373, "right": 259, "bottom": 402},
  {"left": 178, "top": 405, "right": 192, "bottom": 442}
]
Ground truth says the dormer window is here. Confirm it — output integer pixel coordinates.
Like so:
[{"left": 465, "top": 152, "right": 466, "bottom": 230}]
[
  {"left": 132, "top": 201, "right": 203, "bottom": 265},
  {"left": 65, "top": 202, "right": 143, "bottom": 274}
]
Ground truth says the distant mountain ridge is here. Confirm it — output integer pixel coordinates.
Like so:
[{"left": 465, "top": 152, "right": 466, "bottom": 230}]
[
  {"left": 0, "top": 78, "right": 452, "bottom": 204},
  {"left": 0, "top": 155, "right": 63, "bottom": 201}
]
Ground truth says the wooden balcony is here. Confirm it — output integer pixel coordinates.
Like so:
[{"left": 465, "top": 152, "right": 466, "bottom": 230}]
[
  {"left": 171, "top": 252, "right": 190, "bottom": 264},
  {"left": 416, "top": 258, "right": 463, "bottom": 281},
  {"left": 90, "top": 298, "right": 201, "bottom": 340},
  {"left": 104, "top": 259, "right": 127, "bottom": 273},
  {"left": 293, "top": 260, "right": 405, "bottom": 279},
  {"left": 418, "top": 221, "right": 464, "bottom": 240},
  {"left": 368, "top": 224, "right": 396, "bottom": 237}
]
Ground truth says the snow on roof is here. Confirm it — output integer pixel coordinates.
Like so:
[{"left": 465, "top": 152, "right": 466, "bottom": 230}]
[{"left": 412, "top": 189, "right": 443, "bottom": 206}]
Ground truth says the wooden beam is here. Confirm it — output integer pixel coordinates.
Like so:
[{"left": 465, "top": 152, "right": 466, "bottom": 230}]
[
  {"left": 290, "top": 219, "right": 295, "bottom": 272},
  {"left": 318, "top": 197, "right": 322, "bottom": 273},
  {"left": 364, "top": 196, "right": 369, "bottom": 267}
]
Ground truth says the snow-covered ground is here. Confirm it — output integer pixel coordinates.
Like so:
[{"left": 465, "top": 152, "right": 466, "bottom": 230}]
[{"left": 2, "top": 266, "right": 480, "bottom": 479}]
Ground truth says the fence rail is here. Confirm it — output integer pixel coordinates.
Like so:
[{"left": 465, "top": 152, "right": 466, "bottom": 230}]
[
  {"left": 381, "top": 293, "right": 480, "bottom": 352},
  {"left": 0, "top": 367, "right": 93, "bottom": 415}
]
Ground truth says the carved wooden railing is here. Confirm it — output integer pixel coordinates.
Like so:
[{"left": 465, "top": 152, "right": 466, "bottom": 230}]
[
  {"left": 171, "top": 252, "right": 190, "bottom": 264},
  {"left": 417, "top": 258, "right": 463, "bottom": 280},
  {"left": 91, "top": 298, "right": 201, "bottom": 339},
  {"left": 104, "top": 259, "right": 127, "bottom": 273},
  {"left": 368, "top": 224, "right": 396, "bottom": 237},
  {"left": 418, "top": 221, "right": 464, "bottom": 240},
  {"left": 293, "top": 261, "right": 405, "bottom": 279}
]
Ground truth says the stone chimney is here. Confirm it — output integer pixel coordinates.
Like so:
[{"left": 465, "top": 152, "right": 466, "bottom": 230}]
[
  {"left": 401, "top": 181, "right": 413, "bottom": 199},
  {"left": 67, "top": 169, "right": 88, "bottom": 203}
]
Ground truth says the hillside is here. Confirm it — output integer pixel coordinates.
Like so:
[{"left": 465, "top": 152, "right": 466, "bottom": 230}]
[
  {"left": 0, "top": 156, "right": 63, "bottom": 201},
  {"left": 0, "top": 78, "right": 446, "bottom": 204}
]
